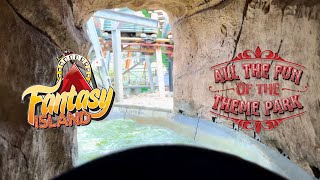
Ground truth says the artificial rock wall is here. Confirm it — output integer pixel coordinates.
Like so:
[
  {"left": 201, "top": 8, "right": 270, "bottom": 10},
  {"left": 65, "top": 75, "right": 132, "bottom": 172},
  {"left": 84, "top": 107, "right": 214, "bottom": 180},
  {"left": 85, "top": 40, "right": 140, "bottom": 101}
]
[
  {"left": 173, "top": 0, "right": 320, "bottom": 176},
  {"left": 0, "top": 0, "right": 319, "bottom": 179},
  {"left": 0, "top": 0, "right": 82, "bottom": 179}
]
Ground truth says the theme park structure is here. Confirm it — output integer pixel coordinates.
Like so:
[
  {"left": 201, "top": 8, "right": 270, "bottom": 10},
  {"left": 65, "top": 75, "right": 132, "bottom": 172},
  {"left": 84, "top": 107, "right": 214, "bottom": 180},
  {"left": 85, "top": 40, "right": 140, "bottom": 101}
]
[{"left": 86, "top": 8, "right": 173, "bottom": 102}]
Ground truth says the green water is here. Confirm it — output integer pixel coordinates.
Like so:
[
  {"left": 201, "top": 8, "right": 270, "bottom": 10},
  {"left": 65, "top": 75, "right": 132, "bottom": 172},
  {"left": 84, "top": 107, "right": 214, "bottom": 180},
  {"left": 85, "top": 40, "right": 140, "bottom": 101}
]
[
  {"left": 77, "top": 119, "right": 195, "bottom": 166},
  {"left": 77, "top": 118, "right": 300, "bottom": 178}
]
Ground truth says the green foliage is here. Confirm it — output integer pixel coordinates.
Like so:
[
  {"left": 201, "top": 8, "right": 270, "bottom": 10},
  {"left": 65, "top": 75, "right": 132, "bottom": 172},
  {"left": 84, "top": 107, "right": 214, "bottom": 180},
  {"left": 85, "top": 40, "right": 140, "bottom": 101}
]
[
  {"left": 162, "top": 47, "right": 170, "bottom": 70},
  {"left": 141, "top": 9, "right": 151, "bottom": 18}
]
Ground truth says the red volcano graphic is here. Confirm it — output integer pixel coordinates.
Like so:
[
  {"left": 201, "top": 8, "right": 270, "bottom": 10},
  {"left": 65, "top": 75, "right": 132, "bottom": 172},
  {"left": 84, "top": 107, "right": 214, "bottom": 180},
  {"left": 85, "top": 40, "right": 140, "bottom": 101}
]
[{"left": 59, "top": 64, "right": 92, "bottom": 93}]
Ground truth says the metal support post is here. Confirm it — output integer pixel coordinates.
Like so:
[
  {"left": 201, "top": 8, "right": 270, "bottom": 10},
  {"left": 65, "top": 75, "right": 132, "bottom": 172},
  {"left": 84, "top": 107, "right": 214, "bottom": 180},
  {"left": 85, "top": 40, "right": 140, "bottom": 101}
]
[
  {"left": 145, "top": 54, "right": 154, "bottom": 92},
  {"left": 112, "top": 21, "right": 123, "bottom": 102},
  {"left": 155, "top": 47, "right": 165, "bottom": 96}
]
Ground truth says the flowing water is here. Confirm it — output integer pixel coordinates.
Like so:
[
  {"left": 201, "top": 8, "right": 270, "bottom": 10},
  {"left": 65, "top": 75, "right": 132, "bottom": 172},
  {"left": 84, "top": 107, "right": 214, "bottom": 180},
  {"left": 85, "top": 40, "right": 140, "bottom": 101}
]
[
  {"left": 77, "top": 119, "right": 195, "bottom": 166},
  {"left": 77, "top": 118, "right": 312, "bottom": 179}
]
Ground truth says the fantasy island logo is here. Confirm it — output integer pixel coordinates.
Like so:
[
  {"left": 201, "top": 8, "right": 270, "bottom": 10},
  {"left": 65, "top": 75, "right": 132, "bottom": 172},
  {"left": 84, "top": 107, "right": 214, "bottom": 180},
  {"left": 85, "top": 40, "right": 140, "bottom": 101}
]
[
  {"left": 22, "top": 52, "right": 115, "bottom": 129},
  {"left": 209, "top": 47, "right": 307, "bottom": 134}
]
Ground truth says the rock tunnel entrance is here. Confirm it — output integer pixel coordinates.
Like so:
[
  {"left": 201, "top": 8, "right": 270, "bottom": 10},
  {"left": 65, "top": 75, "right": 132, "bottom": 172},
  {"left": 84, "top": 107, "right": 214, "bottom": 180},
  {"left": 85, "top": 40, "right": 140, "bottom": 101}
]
[{"left": 0, "top": 0, "right": 319, "bottom": 179}]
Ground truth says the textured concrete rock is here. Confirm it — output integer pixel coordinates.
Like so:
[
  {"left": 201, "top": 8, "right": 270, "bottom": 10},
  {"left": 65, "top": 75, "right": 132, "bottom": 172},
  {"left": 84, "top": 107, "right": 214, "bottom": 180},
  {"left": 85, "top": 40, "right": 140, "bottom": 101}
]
[
  {"left": 0, "top": 0, "right": 319, "bottom": 179},
  {"left": 0, "top": 0, "right": 77, "bottom": 179},
  {"left": 173, "top": 0, "right": 320, "bottom": 176},
  {"left": 7, "top": 0, "right": 89, "bottom": 53},
  {"left": 71, "top": 0, "right": 223, "bottom": 25},
  {"left": 240, "top": 0, "right": 320, "bottom": 175}
]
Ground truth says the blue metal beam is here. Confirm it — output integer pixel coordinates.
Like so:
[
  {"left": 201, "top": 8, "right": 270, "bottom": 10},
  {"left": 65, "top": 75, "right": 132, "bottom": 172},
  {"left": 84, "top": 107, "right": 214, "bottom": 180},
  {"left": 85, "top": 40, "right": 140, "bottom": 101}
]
[
  {"left": 86, "top": 17, "right": 111, "bottom": 88},
  {"left": 94, "top": 10, "right": 159, "bottom": 28},
  {"left": 112, "top": 24, "right": 124, "bottom": 102},
  {"left": 87, "top": 17, "right": 104, "bottom": 60}
]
